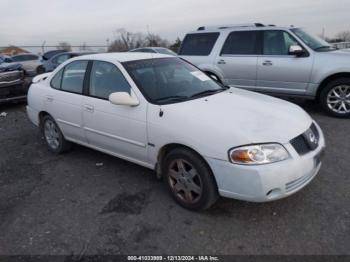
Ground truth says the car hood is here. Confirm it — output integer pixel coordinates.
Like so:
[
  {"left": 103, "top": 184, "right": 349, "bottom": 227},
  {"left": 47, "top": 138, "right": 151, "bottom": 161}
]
[
  {"left": 316, "top": 49, "right": 350, "bottom": 61},
  {"left": 0, "top": 62, "right": 22, "bottom": 72},
  {"left": 156, "top": 88, "right": 312, "bottom": 155}
]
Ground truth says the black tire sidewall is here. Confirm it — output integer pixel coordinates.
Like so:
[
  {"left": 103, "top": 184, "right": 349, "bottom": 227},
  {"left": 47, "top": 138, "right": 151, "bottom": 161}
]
[
  {"left": 320, "top": 78, "right": 350, "bottom": 118},
  {"left": 162, "top": 148, "right": 218, "bottom": 210}
]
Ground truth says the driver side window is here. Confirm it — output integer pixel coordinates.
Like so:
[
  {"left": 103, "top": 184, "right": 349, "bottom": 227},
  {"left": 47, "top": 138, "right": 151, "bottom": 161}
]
[
  {"left": 89, "top": 61, "right": 131, "bottom": 99},
  {"left": 263, "top": 30, "right": 299, "bottom": 55}
]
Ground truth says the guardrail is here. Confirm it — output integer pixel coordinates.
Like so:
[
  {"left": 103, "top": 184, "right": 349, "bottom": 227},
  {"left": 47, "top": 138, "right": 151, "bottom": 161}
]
[{"left": 333, "top": 42, "right": 350, "bottom": 49}]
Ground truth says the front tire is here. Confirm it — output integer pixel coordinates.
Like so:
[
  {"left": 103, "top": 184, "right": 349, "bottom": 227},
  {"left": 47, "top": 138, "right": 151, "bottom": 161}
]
[
  {"left": 41, "top": 115, "right": 71, "bottom": 154},
  {"left": 320, "top": 78, "right": 350, "bottom": 118},
  {"left": 162, "top": 148, "right": 219, "bottom": 210}
]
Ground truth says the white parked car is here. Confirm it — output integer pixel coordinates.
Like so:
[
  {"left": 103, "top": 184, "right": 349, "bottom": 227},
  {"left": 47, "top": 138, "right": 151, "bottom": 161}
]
[{"left": 27, "top": 53, "right": 325, "bottom": 210}]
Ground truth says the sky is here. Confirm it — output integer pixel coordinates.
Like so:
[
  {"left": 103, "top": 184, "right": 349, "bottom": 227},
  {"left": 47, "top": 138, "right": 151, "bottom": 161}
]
[{"left": 0, "top": 0, "right": 349, "bottom": 48}]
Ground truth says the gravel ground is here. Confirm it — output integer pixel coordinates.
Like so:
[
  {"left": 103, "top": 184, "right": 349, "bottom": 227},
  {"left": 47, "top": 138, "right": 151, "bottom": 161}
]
[{"left": 0, "top": 100, "right": 349, "bottom": 256}]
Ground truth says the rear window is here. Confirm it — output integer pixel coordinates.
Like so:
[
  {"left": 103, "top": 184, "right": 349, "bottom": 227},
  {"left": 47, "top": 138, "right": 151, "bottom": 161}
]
[
  {"left": 179, "top": 33, "right": 219, "bottom": 56},
  {"left": 221, "top": 31, "right": 260, "bottom": 55}
]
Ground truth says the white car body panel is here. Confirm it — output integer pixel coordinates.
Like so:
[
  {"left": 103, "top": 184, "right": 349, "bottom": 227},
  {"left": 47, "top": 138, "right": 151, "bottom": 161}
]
[{"left": 27, "top": 53, "right": 325, "bottom": 203}]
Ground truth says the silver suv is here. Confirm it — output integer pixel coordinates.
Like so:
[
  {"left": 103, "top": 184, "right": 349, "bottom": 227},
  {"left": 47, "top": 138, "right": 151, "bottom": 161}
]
[{"left": 179, "top": 23, "right": 350, "bottom": 118}]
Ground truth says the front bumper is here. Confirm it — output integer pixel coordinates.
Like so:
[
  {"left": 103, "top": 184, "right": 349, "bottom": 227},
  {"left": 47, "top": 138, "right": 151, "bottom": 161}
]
[{"left": 206, "top": 122, "right": 326, "bottom": 202}]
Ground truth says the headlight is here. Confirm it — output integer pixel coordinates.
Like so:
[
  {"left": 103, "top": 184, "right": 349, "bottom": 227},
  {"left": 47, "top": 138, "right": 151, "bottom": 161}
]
[{"left": 229, "top": 143, "right": 289, "bottom": 165}]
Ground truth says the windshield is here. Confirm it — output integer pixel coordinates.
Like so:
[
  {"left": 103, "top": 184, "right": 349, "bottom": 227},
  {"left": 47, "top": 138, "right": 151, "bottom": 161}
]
[
  {"left": 291, "top": 28, "right": 335, "bottom": 51},
  {"left": 155, "top": 48, "right": 177, "bottom": 56},
  {"left": 0, "top": 57, "right": 4, "bottom": 64},
  {"left": 122, "top": 57, "right": 225, "bottom": 105}
]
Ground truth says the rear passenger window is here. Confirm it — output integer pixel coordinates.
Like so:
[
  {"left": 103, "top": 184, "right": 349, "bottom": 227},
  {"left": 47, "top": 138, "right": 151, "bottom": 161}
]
[
  {"left": 89, "top": 61, "right": 131, "bottom": 99},
  {"left": 61, "top": 61, "right": 88, "bottom": 94},
  {"left": 179, "top": 33, "right": 219, "bottom": 56},
  {"left": 221, "top": 31, "right": 259, "bottom": 55}
]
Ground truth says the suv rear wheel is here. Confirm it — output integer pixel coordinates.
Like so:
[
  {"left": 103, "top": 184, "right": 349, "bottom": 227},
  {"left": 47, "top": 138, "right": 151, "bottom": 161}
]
[{"left": 320, "top": 78, "right": 350, "bottom": 118}]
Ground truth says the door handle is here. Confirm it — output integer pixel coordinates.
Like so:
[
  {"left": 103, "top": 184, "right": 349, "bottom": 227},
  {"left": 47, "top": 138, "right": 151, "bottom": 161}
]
[
  {"left": 84, "top": 104, "right": 94, "bottom": 112},
  {"left": 46, "top": 96, "right": 54, "bottom": 102},
  {"left": 262, "top": 60, "right": 273, "bottom": 66},
  {"left": 217, "top": 59, "right": 226, "bottom": 65}
]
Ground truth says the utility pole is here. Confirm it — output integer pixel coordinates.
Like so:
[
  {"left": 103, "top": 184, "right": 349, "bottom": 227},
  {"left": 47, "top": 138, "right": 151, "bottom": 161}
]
[{"left": 41, "top": 41, "right": 46, "bottom": 54}]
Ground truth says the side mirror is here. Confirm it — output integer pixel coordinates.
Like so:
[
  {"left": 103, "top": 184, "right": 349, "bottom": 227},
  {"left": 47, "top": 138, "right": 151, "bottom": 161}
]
[
  {"left": 109, "top": 91, "right": 139, "bottom": 106},
  {"left": 289, "top": 45, "right": 305, "bottom": 57}
]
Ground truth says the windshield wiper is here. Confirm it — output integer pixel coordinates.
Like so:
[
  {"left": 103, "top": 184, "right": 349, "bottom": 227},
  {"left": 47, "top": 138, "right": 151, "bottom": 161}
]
[
  {"left": 154, "top": 95, "right": 189, "bottom": 103},
  {"left": 190, "top": 88, "right": 226, "bottom": 99}
]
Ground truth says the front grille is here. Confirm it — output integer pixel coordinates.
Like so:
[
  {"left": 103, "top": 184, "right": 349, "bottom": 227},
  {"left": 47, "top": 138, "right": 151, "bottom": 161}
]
[
  {"left": 0, "top": 71, "right": 23, "bottom": 83},
  {"left": 290, "top": 135, "right": 310, "bottom": 155},
  {"left": 310, "top": 123, "right": 319, "bottom": 139},
  {"left": 290, "top": 123, "right": 320, "bottom": 156}
]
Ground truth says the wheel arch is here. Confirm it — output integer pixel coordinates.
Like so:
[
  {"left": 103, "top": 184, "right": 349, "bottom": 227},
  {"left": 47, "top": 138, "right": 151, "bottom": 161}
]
[
  {"left": 38, "top": 111, "right": 51, "bottom": 128},
  {"left": 156, "top": 143, "right": 216, "bottom": 183},
  {"left": 316, "top": 72, "right": 350, "bottom": 100}
]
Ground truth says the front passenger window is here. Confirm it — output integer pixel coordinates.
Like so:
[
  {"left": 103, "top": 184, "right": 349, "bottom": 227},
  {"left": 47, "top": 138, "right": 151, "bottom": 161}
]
[
  {"left": 89, "top": 61, "right": 131, "bottom": 99},
  {"left": 61, "top": 61, "right": 88, "bottom": 94},
  {"left": 263, "top": 31, "right": 299, "bottom": 55}
]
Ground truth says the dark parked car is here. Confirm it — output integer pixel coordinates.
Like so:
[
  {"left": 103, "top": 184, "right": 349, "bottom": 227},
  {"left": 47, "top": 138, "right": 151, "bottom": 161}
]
[
  {"left": 43, "top": 51, "right": 96, "bottom": 72},
  {"left": 0, "top": 55, "right": 25, "bottom": 103},
  {"left": 42, "top": 50, "right": 67, "bottom": 61}
]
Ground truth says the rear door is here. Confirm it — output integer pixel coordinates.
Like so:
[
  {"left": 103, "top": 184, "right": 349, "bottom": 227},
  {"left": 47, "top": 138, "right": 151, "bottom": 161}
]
[
  {"left": 256, "top": 30, "right": 313, "bottom": 95},
  {"left": 179, "top": 32, "right": 220, "bottom": 66},
  {"left": 45, "top": 60, "right": 88, "bottom": 143},
  {"left": 216, "top": 31, "right": 259, "bottom": 89}
]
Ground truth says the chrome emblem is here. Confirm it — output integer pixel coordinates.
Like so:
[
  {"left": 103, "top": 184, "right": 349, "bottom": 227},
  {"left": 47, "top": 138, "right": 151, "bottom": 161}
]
[{"left": 309, "top": 132, "right": 318, "bottom": 145}]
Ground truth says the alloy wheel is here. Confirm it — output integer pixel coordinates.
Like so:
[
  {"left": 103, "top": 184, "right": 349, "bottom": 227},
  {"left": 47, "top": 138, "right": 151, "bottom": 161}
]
[
  {"left": 327, "top": 85, "right": 350, "bottom": 114},
  {"left": 44, "top": 119, "right": 60, "bottom": 150},
  {"left": 168, "top": 159, "right": 202, "bottom": 204}
]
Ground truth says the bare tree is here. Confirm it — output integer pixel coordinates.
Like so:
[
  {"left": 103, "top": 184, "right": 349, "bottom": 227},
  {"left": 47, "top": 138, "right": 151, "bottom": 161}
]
[
  {"left": 108, "top": 28, "right": 171, "bottom": 52},
  {"left": 56, "top": 42, "right": 72, "bottom": 51},
  {"left": 169, "top": 37, "right": 182, "bottom": 53},
  {"left": 335, "top": 31, "right": 350, "bottom": 42},
  {"left": 108, "top": 28, "right": 145, "bottom": 52},
  {"left": 145, "top": 33, "right": 169, "bottom": 47}
]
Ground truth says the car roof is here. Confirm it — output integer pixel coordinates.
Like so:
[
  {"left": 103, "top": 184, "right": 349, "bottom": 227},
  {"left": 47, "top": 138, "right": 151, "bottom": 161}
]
[
  {"left": 12, "top": 53, "right": 38, "bottom": 57},
  {"left": 187, "top": 24, "right": 297, "bottom": 34},
  {"left": 74, "top": 52, "right": 172, "bottom": 62}
]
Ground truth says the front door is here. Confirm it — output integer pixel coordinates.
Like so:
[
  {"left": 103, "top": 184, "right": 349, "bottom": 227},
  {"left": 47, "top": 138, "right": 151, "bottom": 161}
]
[
  {"left": 216, "top": 30, "right": 259, "bottom": 89},
  {"left": 256, "top": 30, "right": 313, "bottom": 95},
  {"left": 82, "top": 60, "right": 148, "bottom": 164}
]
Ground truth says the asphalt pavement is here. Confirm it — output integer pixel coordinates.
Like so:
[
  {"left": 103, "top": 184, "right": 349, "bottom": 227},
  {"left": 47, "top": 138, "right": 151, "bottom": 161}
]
[{"left": 0, "top": 100, "right": 349, "bottom": 256}]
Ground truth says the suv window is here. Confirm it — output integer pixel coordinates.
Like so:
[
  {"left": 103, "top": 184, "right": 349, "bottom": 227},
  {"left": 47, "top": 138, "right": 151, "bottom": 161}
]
[
  {"left": 89, "top": 61, "right": 131, "bottom": 99},
  {"left": 54, "top": 54, "right": 70, "bottom": 65},
  {"left": 221, "top": 31, "right": 259, "bottom": 55},
  {"left": 61, "top": 61, "right": 88, "bottom": 94},
  {"left": 263, "top": 30, "right": 299, "bottom": 55},
  {"left": 179, "top": 33, "right": 219, "bottom": 56}
]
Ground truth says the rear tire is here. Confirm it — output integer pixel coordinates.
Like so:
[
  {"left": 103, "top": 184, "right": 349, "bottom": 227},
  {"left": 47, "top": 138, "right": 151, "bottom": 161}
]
[
  {"left": 162, "top": 148, "right": 219, "bottom": 210},
  {"left": 41, "top": 115, "right": 71, "bottom": 154},
  {"left": 36, "top": 66, "right": 45, "bottom": 75},
  {"left": 320, "top": 78, "right": 350, "bottom": 118}
]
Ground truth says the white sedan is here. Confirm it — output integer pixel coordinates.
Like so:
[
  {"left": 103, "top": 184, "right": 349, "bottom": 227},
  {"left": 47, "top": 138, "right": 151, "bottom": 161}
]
[{"left": 27, "top": 53, "right": 325, "bottom": 210}]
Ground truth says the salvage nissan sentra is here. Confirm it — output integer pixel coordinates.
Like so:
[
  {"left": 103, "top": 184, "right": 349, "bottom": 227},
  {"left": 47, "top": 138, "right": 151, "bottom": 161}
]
[{"left": 26, "top": 53, "right": 325, "bottom": 210}]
